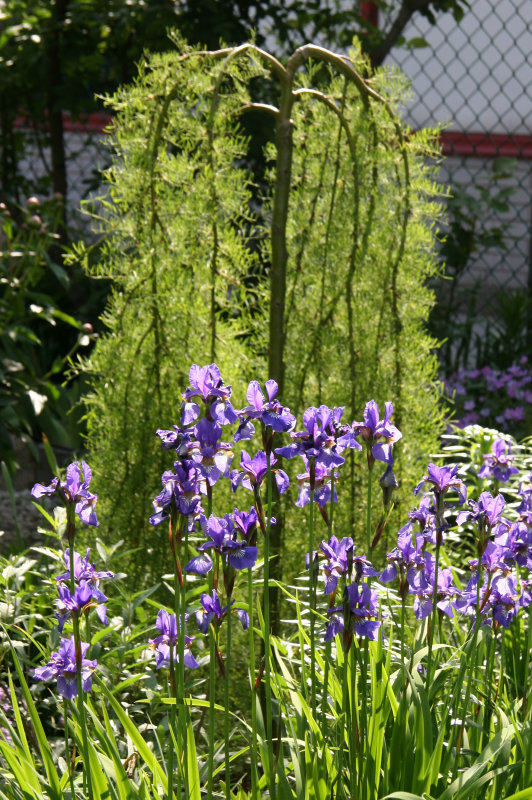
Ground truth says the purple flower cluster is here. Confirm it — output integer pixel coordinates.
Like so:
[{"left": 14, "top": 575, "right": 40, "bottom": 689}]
[
  {"left": 30, "top": 542, "right": 113, "bottom": 698},
  {"left": 352, "top": 400, "right": 402, "bottom": 468},
  {"left": 275, "top": 404, "right": 359, "bottom": 468},
  {"left": 54, "top": 548, "right": 113, "bottom": 632},
  {"left": 381, "top": 481, "right": 461, "bottom": 618},
  {"left": 195, "top": 589, "right": 249, "bottom": 634},
  {"left": 149, "top": 365, "right": 298, "bottom": 667},
  {"left": 31, "top": 461, "right": 98, "bottom": 528},
  {"left": 149, "top": 609, "right": 199, "bottom": 670},
  {"left": 381, "top": 465, "right": 532, "bottom": 629},
  {"left": 184, "top": 513, "right": 258, "bottom": 576},
  {"left": 478, "top": 438, "right": 519, "bottom": 483},
  {"left": 149, "top": 364, "right": 406, "bottom": 673},
  {"left": 313, "top": 535, "right": 381, "bottom": 646},
  {"left": 444, "top": 357, "right": 532, "bottom": 436},
  {"left": 32, "top": 637, "right": 97, "bottom": 700},
  {"left": 235, "top": 379, "right": 296, "bottom": 444}
]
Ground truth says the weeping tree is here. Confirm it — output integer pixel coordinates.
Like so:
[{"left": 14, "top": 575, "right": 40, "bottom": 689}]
[{"left": 79, "top": 35, "right": 445, "bottom": 589}]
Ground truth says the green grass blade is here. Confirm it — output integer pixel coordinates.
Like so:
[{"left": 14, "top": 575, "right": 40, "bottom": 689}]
[
  {"left": 185, "top": 713, "right": 201, "bottom": 800},
  {"left": 85, "top": 698, "right": 138, "bottom": 800},
  {"left": 0, "top": 739, "right": 42, "bottom": 799},
  {"left": 439, "top": 725, "right": 514, "bottom": 800},
  {"left": 96, "top": 679, "right": 168, "bottom": 794},
  {"left": 8, "top": 641, "right": 62, "bottom": 800},
  {"left": 7, "top": 669, "right": 34, "bottom": 765},
  {"left": 503, "top": 790, "right": 532, "bottom": 800}
]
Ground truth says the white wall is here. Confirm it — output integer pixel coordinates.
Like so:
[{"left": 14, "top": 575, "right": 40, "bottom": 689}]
[{"left": 384, "top": 0, "right": 532, "bottom": 135}]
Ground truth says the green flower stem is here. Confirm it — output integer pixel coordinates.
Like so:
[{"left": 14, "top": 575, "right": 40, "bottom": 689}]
[
  {"left": 338, "top": 646, "right": 349, "bottom": 800},
  {"left": 320, "top": 472, "right": 335, "bottom": 735},
  {"left": 366, "top": 460, "right": 373, "bottom": 553},
  {"left": 207, "top": 626, "right": 216, "bottom": 800},
  {"left": 68, "top": 531, "right": 76, "bottom": 596},
  {"left": 176, "top": 564, "right": 187, "bottom": 799},
  {"left": 483, "top": 632, "right": 496, "bottom": 747},
  {"left": 206, "top": 483, "right": 213, "bottom": 518},
  {"left": 524, "top": 605, "right": 532, "bottom": 722},
  {"left": 453, "top": 629, "right": 480, "bottom": 779},
  {"left": 207, "top": 549, "right": 217, "bottom": 800},
  {"left": 400, "top": 594, "right": 406, "bottom": 671},
  {"left": 360, "top": 638, "right": 369, "bottom": 797},
  {"left": 308, "top": 472, "right": 317, "bottom": 719},
  {"left": 264, "top": 452, "right": 276, "bottom": 800},
  {"left": 350, "top": 643, "right": 358, "bottom": 799},
  {"left": 248, "top": 569, "right": 259, "bottom": 799},
  {"left": 167, "top": 643, "right": 176, "bottom": 800},
  {"left": 224, "top": 600, "right": 233, "bottom": 800},
  {"left": 426, "top": 540, "right": 440, "bottom": 686},
  {"left": 69, "top": 533, "right": 94, "bottom": 800},
  {"left": 427, "top": 493, "right": 444, "bottom": 686},
  {"left": 63, "top": 698, "right": 76, "bottom": 800}
]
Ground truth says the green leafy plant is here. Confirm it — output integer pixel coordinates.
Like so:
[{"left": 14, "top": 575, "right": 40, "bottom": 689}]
[
  {"left": 78, "top": 38, "right": 445, "bottom": 588},
  {"left": 0, "top": 197, "right": 96, "bottom": 474}
]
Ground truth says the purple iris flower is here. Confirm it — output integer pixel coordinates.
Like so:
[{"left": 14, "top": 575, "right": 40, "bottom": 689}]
[
  {"left": 231, "top": 507, "right": 258, "bottom": 543},
  {"left": 469, "top": 541, "right": 511, "bottom": 574},
  {"left": 499, "top": 521, "right": 532, "bottom": 570},
  {"left": 276, "top": 405, "right": 360, "bottom": 469},
  {"left": 296, "top": 458, "right": 337, "bottom": 509},
  {"left": 520, "top": 580, "right": 532, "bottom": 610},
  {"left": 381, "top": 523, "right": 424, "bottom": 588},
  {"left": 230, "top": 450, "right": 289, "bottom": 494},
  {"left": 345, "top": 583, "right": 381, "bottom": 640},
  {"left": 351, "top": 400, "right": 401, "bottom": 466},
  {"left": 414, "top": 463, "right": 467, "bottom": 505},
  {"left": 491, "top": 590, "right": 519, "bottom": 628},
  {"left": 186, "top": 418, "right": 233, "bottom": 486},
  {"left": 478, "top": 439, "right": 519, "bottom": 483},
  {"left": 31, "top": 461, "right": 98, "bottom": 527},
  {"left": 319, "top": 536, "right": 354, "bottom": 594},
  {"left": 31, "top": 636, "right": 97, "bottom": 699},
  {"left": 457, "top": 568, "right": 520, "bottom": 628},
  {"left": 456, "top": 491, "right": 510, "bottom": 536},
  {"left": 407, "top": 495, "right": 438, "bottom": 545},
  {"left": 184, "top": 514, "right": 258, "bottom": 575},
  {"left": 406, "top": 554, "right": 459, "bottom": 619},
  {"left": 325, "top": 583, "right": 381, "bottom": 643},
  {"left": 234, "top": 379, "right": 296, "bottom": 441},
  {"left": 155, "top": 425, "right": 195, "bottom": 454},
  {"left": 517, "top": 472, "right": 532, "bottom": 519},
  {"left": 324, "top": 611, "right": 344, "bottom": 642},
  {"left": 181, "top": 363, "right": 237, "bottom": 426},
  {"left": 453, "top": 573, "right": 485, "bottom": 620},
  {"left": 195, "top": 589, "right": 249, "bottom": 633},
  {"left": 56, "top": 548, "right": 114, "bottom": 595},
  {"left": 55, "top": 580, "right": 109, "bottom": 633},
  {"left": 149, "top": 461, "right": 204, "bottom": 527},
  {"left": 54, "top": 548, "right": 113, "bottom": 632},
  {"left": 148, "top": 609, "right": 199, "bottom": 670}
]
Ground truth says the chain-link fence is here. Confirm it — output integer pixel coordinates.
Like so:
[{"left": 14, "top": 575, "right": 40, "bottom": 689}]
[
  {"left": 385, "top": 0, "right": 532, "bottom": 368},
  {"left": 10, "top": 1, "right": 532, "bottom": 369},
  {"left": 13, "top": 113, "right": 110, "bottom": 240}
]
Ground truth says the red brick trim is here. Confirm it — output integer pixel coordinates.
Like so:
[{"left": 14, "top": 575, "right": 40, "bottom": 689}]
[{"left": 440, "top": 131, "right": 532, "bottom": 159}]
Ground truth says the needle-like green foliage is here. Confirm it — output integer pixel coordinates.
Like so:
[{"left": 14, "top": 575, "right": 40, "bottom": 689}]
[{"left": 78, "top": 37, "right": 445, "bottom": 580}]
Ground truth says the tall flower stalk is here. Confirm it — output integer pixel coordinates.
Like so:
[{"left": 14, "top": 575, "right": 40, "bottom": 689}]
[{"left": 30, "top": 461, "right": 107, "bottom": 800}]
